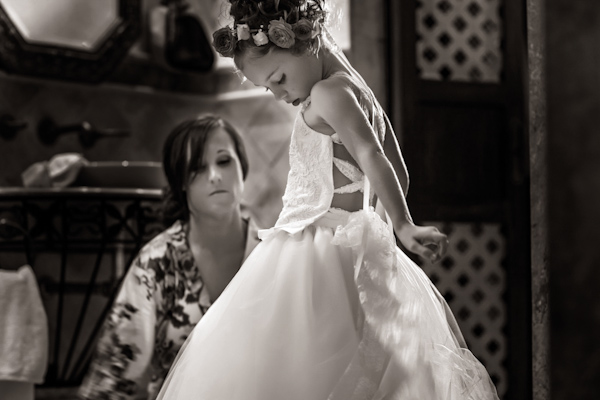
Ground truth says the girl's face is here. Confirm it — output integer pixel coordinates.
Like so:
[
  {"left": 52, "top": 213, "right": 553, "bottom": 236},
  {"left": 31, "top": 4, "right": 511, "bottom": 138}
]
[
  {"left": 186, "top": 127, "right": 245, "bottom": 219},
  {"left": 241, "top": 49, "right": 323, "bottom": 106}
]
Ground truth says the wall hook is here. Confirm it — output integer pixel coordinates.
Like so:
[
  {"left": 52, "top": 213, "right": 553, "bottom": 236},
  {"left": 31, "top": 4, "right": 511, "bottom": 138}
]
[
  {"left": 0, "top": 114, "right": 28, "bottom": 140},
  {"left": 38, "top": 117, "right": 130, "bottom": 148}
]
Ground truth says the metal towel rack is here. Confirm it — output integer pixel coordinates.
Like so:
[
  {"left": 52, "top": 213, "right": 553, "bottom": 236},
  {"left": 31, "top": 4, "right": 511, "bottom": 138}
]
[
  {"left": 0, "top": 189, "right": 164, "bottom": 387},
  {"left": 0, "top": 214, "right": 35, "bottom": 268}
]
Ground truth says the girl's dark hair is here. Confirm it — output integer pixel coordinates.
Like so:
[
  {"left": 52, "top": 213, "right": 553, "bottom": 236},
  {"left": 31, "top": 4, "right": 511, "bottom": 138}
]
[{"left": 162, "top": 114, "right": 249, "bottom": 225}]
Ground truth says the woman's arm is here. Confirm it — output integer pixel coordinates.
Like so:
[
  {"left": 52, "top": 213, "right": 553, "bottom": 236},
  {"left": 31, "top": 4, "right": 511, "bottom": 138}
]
[
  {"left": 311, "top": 79, "right": 447, "bottom": 261},
  {"left": 78, "top": 255, "right": 160, "bottom": 400}
]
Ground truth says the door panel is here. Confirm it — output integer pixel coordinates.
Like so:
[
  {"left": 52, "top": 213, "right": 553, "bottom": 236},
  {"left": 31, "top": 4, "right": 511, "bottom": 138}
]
[{"left": 409, "top": 103, "right": 507, "bottom": 211}]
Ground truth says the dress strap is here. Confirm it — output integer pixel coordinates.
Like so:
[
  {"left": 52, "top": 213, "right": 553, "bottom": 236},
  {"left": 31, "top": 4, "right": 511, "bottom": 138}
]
[
  {"left": 330, "top": 133, "right": 343, "bottom": 144},
  {"left": 332, "top": 158, "right": 364, "bottom": 194},
  {"left": 362, "top": 177, "right": 394, "bottom": 238},
  {"left": 362, "top": 177, "right": 370, "bottom": 211},
  {"left": 353, "top": 176, "right": 394, "bottom": 279},
  {"left": 301, "top": 96, "right": 312, "bottom": 109}
]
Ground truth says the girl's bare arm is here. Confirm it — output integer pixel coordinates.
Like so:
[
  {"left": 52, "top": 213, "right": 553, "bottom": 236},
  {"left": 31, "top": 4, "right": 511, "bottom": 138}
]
[
  {"left": 311, "top": 78, "right": 447, "bottom": 260},
  {"left": 382, "top": 113, "right": 410, "bottom": 197}
]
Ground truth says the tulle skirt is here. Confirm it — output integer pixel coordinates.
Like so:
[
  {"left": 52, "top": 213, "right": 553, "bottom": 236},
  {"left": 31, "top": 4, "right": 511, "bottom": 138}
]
[{"left": 157, "top": 208, "right": 499, "bottom": 400}]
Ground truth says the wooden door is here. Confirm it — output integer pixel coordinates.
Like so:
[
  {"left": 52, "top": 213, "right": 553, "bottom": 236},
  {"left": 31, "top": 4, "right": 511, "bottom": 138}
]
[{"left": 388, "top": 1, "right": 530, "bottom": 398}]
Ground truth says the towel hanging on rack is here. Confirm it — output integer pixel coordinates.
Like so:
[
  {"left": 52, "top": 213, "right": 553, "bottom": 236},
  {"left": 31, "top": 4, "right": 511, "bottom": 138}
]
[{"left": 0, "top": 265, "right": 48, "bottom": 384}]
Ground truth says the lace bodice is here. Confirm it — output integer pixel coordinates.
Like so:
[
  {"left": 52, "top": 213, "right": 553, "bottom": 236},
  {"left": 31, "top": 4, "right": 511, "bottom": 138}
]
[
  {"left": 269, "top": 108, "right": 334, "bottom": 234},
  {"left": 260, "top": 71, "right": 387, "bottom": 237}
]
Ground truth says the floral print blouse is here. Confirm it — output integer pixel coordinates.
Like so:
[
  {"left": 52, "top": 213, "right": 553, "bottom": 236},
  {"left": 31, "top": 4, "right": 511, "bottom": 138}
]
[{"left": 78, "top": 219, "right": 260, "bottom": 400}]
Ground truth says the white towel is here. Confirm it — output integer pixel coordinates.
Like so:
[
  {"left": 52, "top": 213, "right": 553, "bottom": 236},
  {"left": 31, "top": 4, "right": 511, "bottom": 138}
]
[{"left": 0, "top": 265, "right": 48, "bottom": 384}]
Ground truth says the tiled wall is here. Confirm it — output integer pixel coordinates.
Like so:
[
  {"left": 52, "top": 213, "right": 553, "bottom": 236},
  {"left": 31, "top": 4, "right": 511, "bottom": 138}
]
[{"left": 0, "top": 72, "right": 298, "bottom": 227}]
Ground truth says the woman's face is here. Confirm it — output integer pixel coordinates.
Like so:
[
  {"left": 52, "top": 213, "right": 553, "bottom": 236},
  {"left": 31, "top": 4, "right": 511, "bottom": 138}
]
[
  {"left": 241, "top": 49, "right": 323, "bottom": 106},
  {"left": 186, "top": 127, "right": 245, "bottom": 219}
]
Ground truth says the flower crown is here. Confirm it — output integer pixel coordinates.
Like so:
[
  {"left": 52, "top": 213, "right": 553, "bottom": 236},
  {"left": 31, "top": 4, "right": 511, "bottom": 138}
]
[{"left": 212, "top": 14, "right": 323, "bottom": 58}]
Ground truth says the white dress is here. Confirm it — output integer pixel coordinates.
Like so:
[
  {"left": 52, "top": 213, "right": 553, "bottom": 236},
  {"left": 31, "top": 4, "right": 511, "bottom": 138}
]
[{"left": 156, "top": 68, "right": 499, "bottom": 400}]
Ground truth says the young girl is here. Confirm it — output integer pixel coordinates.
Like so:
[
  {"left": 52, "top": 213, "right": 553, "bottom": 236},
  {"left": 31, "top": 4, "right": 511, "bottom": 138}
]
[{"left": 157, "top": 1, "right": 499, "bottom": 399}]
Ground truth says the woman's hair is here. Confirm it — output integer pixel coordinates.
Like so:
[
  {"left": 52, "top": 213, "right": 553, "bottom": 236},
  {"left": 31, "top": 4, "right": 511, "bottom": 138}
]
[
  {"left": 212, "top": 0, "right": 329, "bottom": 68},
  {"left": 162, "top": 114, "right": 249, "bottom": 225}
]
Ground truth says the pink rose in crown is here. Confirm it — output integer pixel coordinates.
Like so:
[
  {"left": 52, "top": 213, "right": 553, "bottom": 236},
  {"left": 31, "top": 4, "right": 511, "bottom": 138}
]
[
  {"left": 212, "top": 27, "right": 236, "bottom": 57},
  {"left": 268, "top": 18, "right": 296, "bottom": 48},
  {"left": 292, "top": 18, "right": 314, "bottom": 41}
]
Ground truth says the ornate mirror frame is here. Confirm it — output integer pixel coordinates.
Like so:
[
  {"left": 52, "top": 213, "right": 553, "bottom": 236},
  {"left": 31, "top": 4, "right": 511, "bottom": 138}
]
[{"left": 0, "top": 0, "right": 142, "bottom": 83}]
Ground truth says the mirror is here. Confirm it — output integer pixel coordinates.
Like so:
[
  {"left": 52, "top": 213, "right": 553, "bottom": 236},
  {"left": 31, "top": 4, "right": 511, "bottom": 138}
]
[
  {"left": 2, "top": 0, "right": 120, "bottom": 51},
  {"left": 0, "top": 0, "right": 141, "bottom": 83}
]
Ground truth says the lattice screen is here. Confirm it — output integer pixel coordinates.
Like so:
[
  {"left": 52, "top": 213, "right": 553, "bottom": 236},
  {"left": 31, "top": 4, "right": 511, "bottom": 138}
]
[
  {"left": 418, "top": 222, "right": 507, "bottom": 398},
  {"left": 416, "top": 0, "right": 503, "bottom": 82}
]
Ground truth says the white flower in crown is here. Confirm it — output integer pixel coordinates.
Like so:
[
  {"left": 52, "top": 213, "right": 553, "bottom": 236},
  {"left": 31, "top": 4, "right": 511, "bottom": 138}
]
[
  {"left": 253, "top": 30, "right": 269, "bottom": 46},
  {"left": 236, "top": 24, "right": 250, "bottom": 40}
]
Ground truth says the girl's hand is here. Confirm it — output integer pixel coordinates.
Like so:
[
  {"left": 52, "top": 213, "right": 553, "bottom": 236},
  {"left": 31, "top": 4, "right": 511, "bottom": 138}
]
[{"left": 395, "top": 223, "right": 449, "bottom": 263}]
